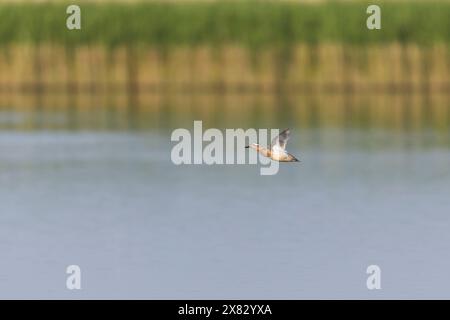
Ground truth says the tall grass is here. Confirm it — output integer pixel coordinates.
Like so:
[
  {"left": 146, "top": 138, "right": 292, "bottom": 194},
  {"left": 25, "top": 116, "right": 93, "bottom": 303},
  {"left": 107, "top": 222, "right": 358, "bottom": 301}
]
[{"left": 0, "top": 1, "right": 450, "bottom": 48}]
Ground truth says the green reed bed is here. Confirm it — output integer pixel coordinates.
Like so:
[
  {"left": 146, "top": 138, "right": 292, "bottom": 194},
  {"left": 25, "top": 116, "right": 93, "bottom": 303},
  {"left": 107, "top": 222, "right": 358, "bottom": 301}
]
[{"left": 0, "top": 1, "right": 449, "bottom": 48}]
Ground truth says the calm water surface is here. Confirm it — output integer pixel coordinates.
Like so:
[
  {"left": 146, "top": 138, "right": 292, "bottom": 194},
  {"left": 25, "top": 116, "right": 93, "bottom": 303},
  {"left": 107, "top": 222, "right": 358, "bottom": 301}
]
[{"left": 0, "top": 105, "right": 449, "bottom": 299}]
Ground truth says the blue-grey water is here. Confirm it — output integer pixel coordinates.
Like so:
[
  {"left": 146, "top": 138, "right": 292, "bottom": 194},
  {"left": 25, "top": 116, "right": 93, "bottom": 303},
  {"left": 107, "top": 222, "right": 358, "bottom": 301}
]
[{"left": 0, "top": 119, "right": 450, "bottom": 298}]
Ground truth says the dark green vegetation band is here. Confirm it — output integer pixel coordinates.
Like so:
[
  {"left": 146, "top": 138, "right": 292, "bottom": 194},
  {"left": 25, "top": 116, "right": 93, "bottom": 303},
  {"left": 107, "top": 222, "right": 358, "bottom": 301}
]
[{"left": 0, "top": 1, "right": 449, "bottom": 47}]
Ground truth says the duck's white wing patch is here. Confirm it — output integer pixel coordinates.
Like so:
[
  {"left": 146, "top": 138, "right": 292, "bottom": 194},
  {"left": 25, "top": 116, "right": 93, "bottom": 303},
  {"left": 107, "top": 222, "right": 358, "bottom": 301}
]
[
  {"left": 271, "top": 128, "right": 290, "bottom": 151},
  {"left": 271, "top": 144, "right": 286, "bottom": 157}
]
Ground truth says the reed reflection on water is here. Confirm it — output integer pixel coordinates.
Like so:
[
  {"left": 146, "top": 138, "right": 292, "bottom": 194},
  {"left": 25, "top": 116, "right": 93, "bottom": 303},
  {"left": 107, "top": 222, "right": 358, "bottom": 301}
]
[{"left": 1, "top": 92, "right": 450, "bottom": 133}]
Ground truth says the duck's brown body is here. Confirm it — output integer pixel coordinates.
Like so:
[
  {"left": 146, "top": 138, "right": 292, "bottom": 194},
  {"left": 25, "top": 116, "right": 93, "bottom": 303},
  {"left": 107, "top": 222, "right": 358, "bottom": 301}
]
[{"left": 247, "top": 144, "right": 299, "bottom": 162}]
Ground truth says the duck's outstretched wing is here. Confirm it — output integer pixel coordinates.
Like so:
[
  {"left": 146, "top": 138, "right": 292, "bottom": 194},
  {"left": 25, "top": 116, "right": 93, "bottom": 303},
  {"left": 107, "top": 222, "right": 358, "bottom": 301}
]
[{"left": 271, "top": 128, "right": 290, "bottom": 151}]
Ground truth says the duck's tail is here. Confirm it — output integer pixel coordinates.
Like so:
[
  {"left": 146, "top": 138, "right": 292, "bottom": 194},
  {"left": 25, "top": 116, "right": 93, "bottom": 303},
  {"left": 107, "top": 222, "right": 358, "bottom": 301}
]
[{"left": 289, "top": 154, "right": 300, "bottom": 162}]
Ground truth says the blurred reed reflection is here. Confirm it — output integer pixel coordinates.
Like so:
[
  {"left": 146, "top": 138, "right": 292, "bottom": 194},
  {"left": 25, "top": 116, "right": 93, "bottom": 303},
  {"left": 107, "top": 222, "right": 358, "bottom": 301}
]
[{"left": 0, "top": 92, "right": 449, "bottom": 148}]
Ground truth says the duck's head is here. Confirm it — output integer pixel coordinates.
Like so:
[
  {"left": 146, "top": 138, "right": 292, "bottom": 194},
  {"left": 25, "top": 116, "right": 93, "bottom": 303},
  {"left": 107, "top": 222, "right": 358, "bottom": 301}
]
[{"left": 245, "top": 143, "right": 259, "bottom": 149}]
